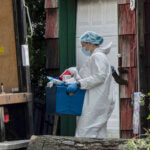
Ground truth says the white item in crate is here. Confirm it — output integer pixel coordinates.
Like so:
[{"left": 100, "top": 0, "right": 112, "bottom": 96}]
[
  {"left": 64, "top": 77, "right": 76, "bottom": 84},
  {"left": 68, "top": 67, "right": 81, "bottom": 80},
  {"left": 47, "top": 81, "right": 54, "bottom": 88},
  {"left": 62, "top": 75, "right": 71, "bottom": 82}
]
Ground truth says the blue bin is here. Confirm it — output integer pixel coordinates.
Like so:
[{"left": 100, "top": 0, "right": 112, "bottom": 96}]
[{"left": 46, "top": 85, "right": 86, "bottom": 116}]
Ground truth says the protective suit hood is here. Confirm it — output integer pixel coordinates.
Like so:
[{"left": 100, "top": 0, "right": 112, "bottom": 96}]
[{"left": 95, "top": 42, "right": 112, "bottom": 55}]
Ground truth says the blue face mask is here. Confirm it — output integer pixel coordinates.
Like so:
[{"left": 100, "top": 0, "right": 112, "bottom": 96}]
[{"left": 81, "top": 47, "right": 91, "bottom": 56}]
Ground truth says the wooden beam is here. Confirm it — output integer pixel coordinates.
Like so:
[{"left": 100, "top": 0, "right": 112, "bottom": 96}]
[
  {"left": 25, "top": 101, "right": 34, "bottom": 138},
  {"left": 0, "top": 93, "right": 32, "bottom": 105},
  {"left": 27, "top": 135, "right": 128, "bottom": 150},
  {"left": 0, "top": 140, "right": 29, "bottom": 149}
]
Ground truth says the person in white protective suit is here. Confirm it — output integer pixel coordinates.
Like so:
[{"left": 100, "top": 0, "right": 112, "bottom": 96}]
[{"left": 66, "top": 31, "right": 115, "bottom": 138}]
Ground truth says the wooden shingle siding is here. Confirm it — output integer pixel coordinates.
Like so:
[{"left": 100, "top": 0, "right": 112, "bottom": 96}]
[
  {"left": 119, "top": 35, "right": 137, "bottom": 67},
  {"left": 121, "top": 131, "right": 133, "bottom": 139},
  {"left": 45, "top": 0, "right": 58, "bottom": 9},
  {"left": 120, "top": 68, "right": 138, "bottom": 99},
  {"left": 45, "top": 9, "right": 58, "bottom": 38},
  {"left": 46, "top": 39, "right": 59, "bottom": 69},
  {"left": 118, "top": 1, "right": 138, "bottom": 138},
  {"left": 45, "top": 0, "right": 59, "bottom": 71},
  {"left": 119, "top": 4, "right": 136, "bottom": 35},
  {"left": 118, "top": 0, "right": 130, "bottom": 4},
  {"left": 120, "top": 98, "right": 133, "bottom": 130}
]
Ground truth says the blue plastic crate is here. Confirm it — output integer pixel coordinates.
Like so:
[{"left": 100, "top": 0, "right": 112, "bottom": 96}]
[{"left": 46, "top": 85, "right": 85, "bottom": 116}]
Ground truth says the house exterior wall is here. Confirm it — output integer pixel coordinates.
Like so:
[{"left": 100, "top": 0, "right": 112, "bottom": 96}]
[
  {"left": 76, "top": 0, "right": 119, "bottom": 138},
  {"left": 45, "top": 0, "right": 150, "bottom": 138}
]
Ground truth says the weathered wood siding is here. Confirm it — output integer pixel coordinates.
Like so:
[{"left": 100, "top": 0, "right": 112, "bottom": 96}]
[
  {"left": 45, "top": 0, "right": 58, "bottom": 9},
  {"left": 46, "top": 39, "right": 59, "bottom": 69},
  {"left": 118, "top": 0, "right": 130, "bottom": 4},
  {"left": 118, "top": 1, "right": 138, "bottom": 138},
  {"left": 45, "top": 9, "right": 58, "bottom": 38},
  {"left": 45, "top": 0, "right": 59, "bottom": 73}
]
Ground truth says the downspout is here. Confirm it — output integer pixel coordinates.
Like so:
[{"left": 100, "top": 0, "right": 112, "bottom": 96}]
[
  {"left": 22, "top": 0, "right": 33, "bottom": 92},
  {"left": 22, "top": 0, "right": 34, "bottom": 137}
]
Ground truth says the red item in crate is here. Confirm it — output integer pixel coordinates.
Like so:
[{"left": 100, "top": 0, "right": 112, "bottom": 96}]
[
  {"left": 59, "top": 70, "right": 71, "bottom": 80},
  {"left": 4, "top": 114, "right": 9, "bottom": 123},
  {"left": 4, "top": 109, "right": 9, "bottom": 123}
]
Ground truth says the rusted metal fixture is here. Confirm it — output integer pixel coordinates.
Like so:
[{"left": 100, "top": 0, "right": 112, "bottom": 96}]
[{"left": 111, "top": 66, "right": 128, "bottom": 85}]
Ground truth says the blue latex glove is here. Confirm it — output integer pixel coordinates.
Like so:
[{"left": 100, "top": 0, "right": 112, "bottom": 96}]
[
  {"left": 56, "top": 81, "right": 65, "bottom": 86},
  {"left": 66, "top": 83, "right": 79, "bottom": 93},
  {"left": 47, "top": 76, "right": 55, "bottom": 81}
]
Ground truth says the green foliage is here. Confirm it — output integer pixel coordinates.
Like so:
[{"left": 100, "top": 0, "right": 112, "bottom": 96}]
[
  {"left": 125, "top": 139, "right": 137, "bottom": 150},
  {"left": 25, "top": 0, "right": 46, "bottom": 98},
  {"left": 125, "top": 138, "right": 150, "bottom": 150},
  {"left": 125, "top": 130, "right": 150, "bottom": 150},
  {"left": 140, "top": 99, "right": 145, "bottom": 104},
  {"left": 147, "top": 115, "right": 150, "bottom": 120}
]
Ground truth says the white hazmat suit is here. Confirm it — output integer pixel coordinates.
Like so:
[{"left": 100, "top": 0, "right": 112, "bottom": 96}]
[{"left": 69, "top": 43, "right": 115, "bottom": 138}]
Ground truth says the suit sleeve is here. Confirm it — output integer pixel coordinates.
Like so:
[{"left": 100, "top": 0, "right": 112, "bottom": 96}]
[{"left": 79, "top": 54, "right": 108, "bottom": 89}]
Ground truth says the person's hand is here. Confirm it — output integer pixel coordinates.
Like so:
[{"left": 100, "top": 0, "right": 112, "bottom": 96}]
[{"left": 66, "top": 83, "right": 79, "bottom": 93}]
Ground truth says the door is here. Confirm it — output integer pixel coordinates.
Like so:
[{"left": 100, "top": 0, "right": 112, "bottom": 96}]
[
  {"left": 59, "top": 0, "right": 77, "bottom": 136},
  {"left": 76, "top": 0, "right": 119, "bottom": 138}
]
